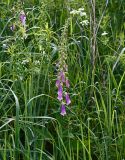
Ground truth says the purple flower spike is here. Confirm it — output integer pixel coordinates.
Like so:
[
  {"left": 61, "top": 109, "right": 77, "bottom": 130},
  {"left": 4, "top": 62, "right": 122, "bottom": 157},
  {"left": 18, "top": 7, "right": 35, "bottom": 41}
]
[
  {"left": 66, "top": 79, "right": 70, "bottom": 88},
  {"left": 20, "top": 11, "right": 26, "bottom": 26},
  {"left": 65, "top": 92, "right": 71, "bottom": 105},
  {"left": 56, "top": 80, "right": 60, "bottom": 87},
  {"left": 57, "top": 85, "right": 63, "bottom": 101},
  {"left": 60, "top": 71, "right": 65, "bottom": 82},
  {"left": 60, "top": 104, "right": 66, "bottom": 116}
]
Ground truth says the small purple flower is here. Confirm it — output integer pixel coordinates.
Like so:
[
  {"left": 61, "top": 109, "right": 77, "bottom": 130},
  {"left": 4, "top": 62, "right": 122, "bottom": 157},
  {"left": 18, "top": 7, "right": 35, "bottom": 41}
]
[
  {"left": 60, "top": 71, "right": 65, "bottom": 82},
  {"left": 58, "top": 94, "right": 63, "bottom": 101},
  {"left": 66, "top": 79, "right": 70, "bottom": 88},
  {"left": 20, "top": 11, "right": 26, "bottom": 26},
  {"left": 57, "top": 85, "right": 63, "bottom": 101},
  {"left": 65, "top": 92, "right": 71, "bottom": 105},
  {"left": 60, "top": 104, "right": 66, "bottom": 116},
  {"left": 10, "top": 24, "right": 15, "bottom": 31},
  {"left": 56, "top": 80, "right": 60, "bottom": 87}
]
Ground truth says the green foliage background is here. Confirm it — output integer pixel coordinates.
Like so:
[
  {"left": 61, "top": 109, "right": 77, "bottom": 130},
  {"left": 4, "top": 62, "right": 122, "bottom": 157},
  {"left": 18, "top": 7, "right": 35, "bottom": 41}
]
[{"left": 0, "top": 0, "right": 125, "bottom": 159}]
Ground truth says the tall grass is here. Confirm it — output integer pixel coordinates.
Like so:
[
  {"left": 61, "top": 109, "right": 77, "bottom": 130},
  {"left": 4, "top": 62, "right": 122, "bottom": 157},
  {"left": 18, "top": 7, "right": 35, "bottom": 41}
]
[{"left": 0, "top": 0, "right": 125, "bottom": 159}]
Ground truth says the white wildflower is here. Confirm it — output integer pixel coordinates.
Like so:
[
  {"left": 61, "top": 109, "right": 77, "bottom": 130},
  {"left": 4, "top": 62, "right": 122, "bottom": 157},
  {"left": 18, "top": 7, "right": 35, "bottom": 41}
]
[
  {"left": 101, "top": 31, "right": 108, "bottom": 36},
  {"left": 21, "top": 59, "right": 29, "bottom": 65},
  {"left": 79, "top": 12, "right": 86, "bottom": 17},
  {"left": 70, "top": 8, "right": 87, "bottom": 17},
  {"left": 80, "top": 20, "right": 89, "bottom": 26},
  {"left": 70, "top": 10, "right": 78, "bottom": 15},
  {"left": 78, "top": 8, "right": 84, "bottom": 12}
]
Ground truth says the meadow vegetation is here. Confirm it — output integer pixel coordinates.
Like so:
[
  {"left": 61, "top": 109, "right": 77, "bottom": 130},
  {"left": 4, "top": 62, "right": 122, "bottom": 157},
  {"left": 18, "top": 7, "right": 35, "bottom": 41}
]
[{"left": 0, "top": 0, "right": 125, "bottom": 159}]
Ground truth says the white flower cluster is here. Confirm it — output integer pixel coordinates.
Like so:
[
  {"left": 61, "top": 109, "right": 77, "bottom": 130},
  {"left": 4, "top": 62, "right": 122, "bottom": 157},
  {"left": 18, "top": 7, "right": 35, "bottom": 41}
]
[
  {"left": 70, "top": 7, "right": 89, "bottom": 26},
  {"left": 70, "top": 8, "right": 86, "bottom": 17},
  {"left": 80, "top": 20, "right": 89, "bottom": 26}
]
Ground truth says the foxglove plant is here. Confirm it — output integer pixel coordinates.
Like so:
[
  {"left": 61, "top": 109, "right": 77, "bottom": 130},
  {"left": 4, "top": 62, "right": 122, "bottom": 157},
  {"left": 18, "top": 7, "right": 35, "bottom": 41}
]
[{"left": 56, "top": 20, "right": 71, "bottom": 116}]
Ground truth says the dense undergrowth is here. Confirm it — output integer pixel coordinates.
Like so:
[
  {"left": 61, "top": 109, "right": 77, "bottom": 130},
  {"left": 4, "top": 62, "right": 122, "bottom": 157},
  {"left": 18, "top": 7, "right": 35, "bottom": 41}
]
[{"left": 0, "top": 0, "right": 125, "bottom": 159}]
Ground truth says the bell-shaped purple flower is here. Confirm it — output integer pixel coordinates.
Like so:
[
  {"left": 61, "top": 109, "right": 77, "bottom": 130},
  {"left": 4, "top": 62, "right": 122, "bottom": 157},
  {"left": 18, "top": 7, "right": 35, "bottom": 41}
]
[
  {"left": 56, "top": 79, "right": 60, "bottom": 87},
  {"left": 60, "top": 104, "right": 66, "bottom": 116},
  {"left": 20, "top": 11, "right": 26, "bottom": 26},
  {"left": 57, "top": 85, "right": 63, "bottom": 101},
  {"left": 65, "top": 92, "right": 71, "bottom": 105},
  {"left": 66, "top": 79, "right": 70, "bottom": 88},
  {"left": 60, "top": 71, "right": 65, "bottom": 82}
]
